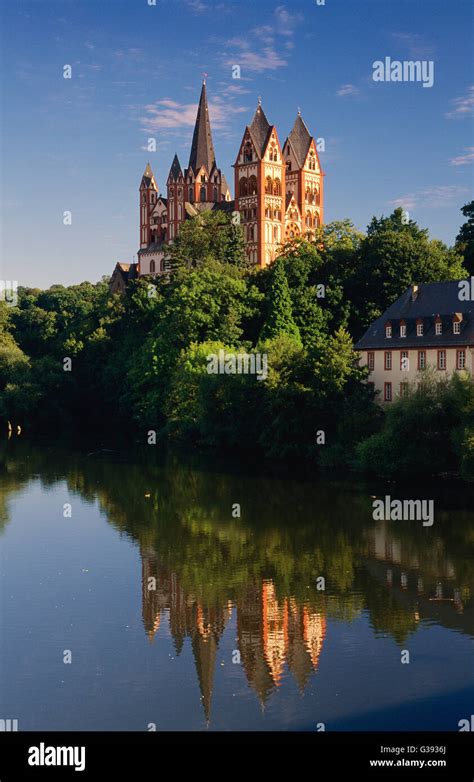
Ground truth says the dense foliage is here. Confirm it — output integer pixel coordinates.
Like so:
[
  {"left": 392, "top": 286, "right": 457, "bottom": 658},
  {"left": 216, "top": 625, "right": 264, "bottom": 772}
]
[{"left": 1, "top": 207, "right": 472, "bottom": 479}]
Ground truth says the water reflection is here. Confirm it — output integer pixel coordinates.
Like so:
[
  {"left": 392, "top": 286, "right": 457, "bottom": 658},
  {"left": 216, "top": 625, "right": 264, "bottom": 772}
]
[{"left": 1, "top": 440, "right": 473, "bottom": 726}]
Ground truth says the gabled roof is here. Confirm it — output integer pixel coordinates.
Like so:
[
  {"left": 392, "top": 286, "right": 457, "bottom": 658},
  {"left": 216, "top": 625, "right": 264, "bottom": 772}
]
[
  {"left": 141, "top": 162, "right": 157, "bottom": 189},
  {"left": 355, "top": 281, "right": 474, "bottom": 350},
  {"left": 285, "top": 192, "right": 301, "bottom": 214},
  {"left": 112, "top": 262, "right": 138, "bottom": 281},
  {"left": 168, "top": 154, "right": 183, "bottom": 181},
  {"left": 248, "top": 103, "right": 272, "bottom": 159},
  {"left": 188, "top": 81, "right": 216, "bottom": 174},
  {"left": 286, "top": 114, "right": 313, "bottom": 168}
]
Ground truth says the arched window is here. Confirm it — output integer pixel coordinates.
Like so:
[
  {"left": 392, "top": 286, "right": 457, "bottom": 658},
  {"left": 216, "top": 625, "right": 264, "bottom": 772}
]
[
  {"left": 160, "top": 259, "right": 165, "bottom": 272},
  {"left": 273, "top": 225, "right": 279, "bottom": 242},
  {"left": 150, "top": 260, "right": 155, "bottom": 273},
  {"left": 189, "top": 186, "right": 194, "bottom": 202},
  {"left": 213, "top": 186, "right": 218, "bottom": 201},
  {"left": 314, "top": 213, "right": 320, "bottom": 228},
  {"left": 248, "top": 175, "right": 257, "bottom": 195},
  {"left": 142, "top": 194, "right": 146, "bottom": 204},
  {"left": 244, "top": 143, "right": 253, "bottom": 163},
  {"left": 306, "top": 212, "right": 311, "bottom": 227},
  {"left": 315, "top": 185, "right": 320, "bottom": 206},
  {"left": 200, "top": 186, "right": 206, "bottom": 202},
  {"left": 273, "top": 178, "right": 281, "bottom": 196},
  {"left": 286, "top": 161, "right": 292, "bottom": 172},
  {"left": 239, "top": 177, "right": 248, "bottom": 196},
  {"left": 265, "top": 176, "right": 273, "bottom": 195},
  {"left": 249, "top": 225, "right": 254, "bottom": 242}
]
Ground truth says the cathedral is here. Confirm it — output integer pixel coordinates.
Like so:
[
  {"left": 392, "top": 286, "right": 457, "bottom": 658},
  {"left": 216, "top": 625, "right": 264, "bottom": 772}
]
[{"left": 110, "top": 81, "right": 324, "bottom": 291}]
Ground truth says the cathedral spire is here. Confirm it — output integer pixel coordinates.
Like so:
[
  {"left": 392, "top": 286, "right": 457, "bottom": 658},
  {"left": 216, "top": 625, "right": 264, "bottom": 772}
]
[
  {"left": 188, "top": 82, "right": 216, "bottom": 174},
  {"left": 287, "top": 113, "right": 313, "bottom": 168},
  {"left": 248, "top": 101, "right": 271, "bottom": 160}
]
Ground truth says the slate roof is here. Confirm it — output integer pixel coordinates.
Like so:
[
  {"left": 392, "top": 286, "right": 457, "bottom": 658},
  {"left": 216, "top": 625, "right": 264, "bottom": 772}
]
[
  {"left": 112, "top": 262, "right": 138, "bottom": 282},
  {"left": 221, "top": 174, "right": 230, "bottom": 196},
  {"left": 188, "top": 81, "right": 216, "bottom": 174},
  {"left": 212, "top": 200, "right": 235, "bottom": 214},
  {"left": 141, "top": 162, "right": 155, "bottom": 188},
  {"left": 355, "top": 281, "right": 474, "bottom": 350},
  {"left": 286, "top": 114, "right": 312, "bottom": 168},
  {"left": 168, "top": 154, "right": 182, "bottom": 181},
  {"left": 248, "top": 104, "right": 272, "bottom": 159},
  {"left": 138, "top": 242, "right": 165, "bottom": 254}
]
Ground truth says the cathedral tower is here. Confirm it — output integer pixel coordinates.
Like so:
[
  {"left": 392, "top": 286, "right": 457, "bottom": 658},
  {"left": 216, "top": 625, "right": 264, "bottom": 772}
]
[
  {"left": 283, "top": 113, "right": 324, "bottom": 239},
  {"left": 234, "top": 101, "right": 285, "bottom": 267},
  {"left": 183, "top": 81, "right": 229, "bottom": 210},
  {"left": 166, "top": 154, "right": 185, "bottom": 242},
  {"left": 139, "top": 162, "right": 158, "bottom": 250}
]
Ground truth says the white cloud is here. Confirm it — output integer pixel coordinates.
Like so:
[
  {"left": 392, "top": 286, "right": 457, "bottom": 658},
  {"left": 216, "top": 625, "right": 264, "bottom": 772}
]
[
  {"left": 392, "top": 32, "right": 434, "bottom": 58},
  {"left": 390, "top": 185, "right": 469, "bottom": 210},
  {"left": 446, "top": 86, "right": 474, "bottom": 119},
  {"left": 140, "top": 97, "right": 246, "bottom": 133},
  {"left": 450, "top": 147, "right": 474, "bottom": 166},
  {"left": 223, "top": 4, "right": 301, "bottom": 74},
  {"left": 336, "top": 84, "right": 359, "bottom": 97}
]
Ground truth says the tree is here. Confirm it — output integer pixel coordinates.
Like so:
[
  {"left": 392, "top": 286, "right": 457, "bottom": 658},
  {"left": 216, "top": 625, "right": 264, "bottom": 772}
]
[
  {"left": 456, "top": 200, "right": 474, "bottom": 275},
  {"left": 260, "top": 259, "right": 301, "bottom": 343},
  {"left": 351, "top": 208, "right": 466, "bottom": 337},
  {"left": 166, "top": 211, "right": 246, "bottom": 271}
]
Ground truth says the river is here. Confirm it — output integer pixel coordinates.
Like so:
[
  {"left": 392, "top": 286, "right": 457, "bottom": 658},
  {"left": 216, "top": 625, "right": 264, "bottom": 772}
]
[{"left": 1, "top": 440, "right": 473, "bottom": 731}]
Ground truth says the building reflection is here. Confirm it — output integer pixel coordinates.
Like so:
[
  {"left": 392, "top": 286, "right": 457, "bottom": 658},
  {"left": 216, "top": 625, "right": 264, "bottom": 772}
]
[{"left": 141, "top": 548, "right": 327, "bottom": 720}]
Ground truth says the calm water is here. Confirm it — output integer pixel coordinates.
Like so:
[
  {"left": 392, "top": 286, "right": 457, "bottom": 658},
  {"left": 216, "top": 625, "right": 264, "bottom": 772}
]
[{"left": 0, "top": 440, "right": 473, "bottom": 731}]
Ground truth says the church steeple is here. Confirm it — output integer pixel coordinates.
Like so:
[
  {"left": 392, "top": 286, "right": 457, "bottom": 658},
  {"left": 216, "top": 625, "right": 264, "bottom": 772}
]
[
  {"left": 188, "top": 81, "right": 216, "bottom": 174},
  {"left": 248, "top": 101, "right": 271, "bottom": 160}
]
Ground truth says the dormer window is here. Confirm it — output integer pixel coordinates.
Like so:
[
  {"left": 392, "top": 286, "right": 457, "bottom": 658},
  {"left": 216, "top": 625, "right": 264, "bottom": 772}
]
[
  {"left": 385, "top": 323, "right": 392, "bottom": 338},
  {"left": 435, "top": 321, "right": 442, "bottom": 335},
  {"left": 416, "top": 321, "right": 424, "bottom": 337},
  {"left": 453, "top": 321, "right": 461, "bottom": 334},
  {"left": 400, "top": 322, "right": 406, "bottom": 338}
]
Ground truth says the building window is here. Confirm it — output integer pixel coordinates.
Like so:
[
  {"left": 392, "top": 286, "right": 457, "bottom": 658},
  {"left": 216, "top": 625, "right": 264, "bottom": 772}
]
[
  {"left": 189, "top": 187, "right": 194, "bottom": 202},
  {"left": 150, "top": 260, "right": 155, "bottom": 273},
  {"left": 418, "top": 350, "right": 426, "bottom": 369},
  {"left": 385, "top": 324, "right": 392, "bottom": 338},
  {"left": 417, "top": 322, "right": 424, "bottom": 336},
  {"left": 200, "top": 186, "right": 206, "bottom": 202},
  {"left": 368, "top": 351, "right": 375, "bottom": 371},
  {"left": 248, "top": 176, "right": 257, "bottom": 195},
  {"left": 213, "top": 186, "right": 218, "bottom": 201},
  {"left": 384, "top": 382, "right": 392, "bottom": 402},
  {"left": 239, "top": 178, "right": 248, "bottom": 197},
  {"left": 244, "top": 143, "right": 252, "bottom": 162},
  {"left": 438, "top": 350, "right": 446, "bottom": 370},
  {"left": 273, "top": 178, "right": 281, "bottom": 196},
  {"left": 265, "top": 176, "right": 273, "bottom": 195},
  {"left": 457, "top": 349, "right": 466, "bottom": 370},
  {"left": 384, "top": 351, "right": 392, "bottom": 370},
  {"left": 400, "top": 323, "right": 407, "bottom": 338},
  {"left": 400, "top": 351, "right": 409, "bottom": 371},
  {"left": 453, "top": 321, "right": 461, "bottom": 334},
  {"left": 399, "top": 382, "right": 409, "bottom": 398},
  {"left": 435, "top": 321, "right": 442, "bottom": 335}
]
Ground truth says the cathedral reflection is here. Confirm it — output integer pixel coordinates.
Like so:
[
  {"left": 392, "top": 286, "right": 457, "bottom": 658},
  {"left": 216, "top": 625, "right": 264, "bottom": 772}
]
[{"left": 141, "top": 548, "right": 326, "bottom": 719}]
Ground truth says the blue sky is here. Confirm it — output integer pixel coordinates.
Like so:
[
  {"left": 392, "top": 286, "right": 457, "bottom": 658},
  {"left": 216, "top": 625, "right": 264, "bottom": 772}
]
[{"left": 1, "top": 0, "right": 473, "bottom": 288}]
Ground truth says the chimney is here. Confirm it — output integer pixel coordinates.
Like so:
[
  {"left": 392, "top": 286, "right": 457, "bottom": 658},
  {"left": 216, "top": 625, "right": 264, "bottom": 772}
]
[{"left": 411, "top": 284, "right": 419, "bottom": 302}]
